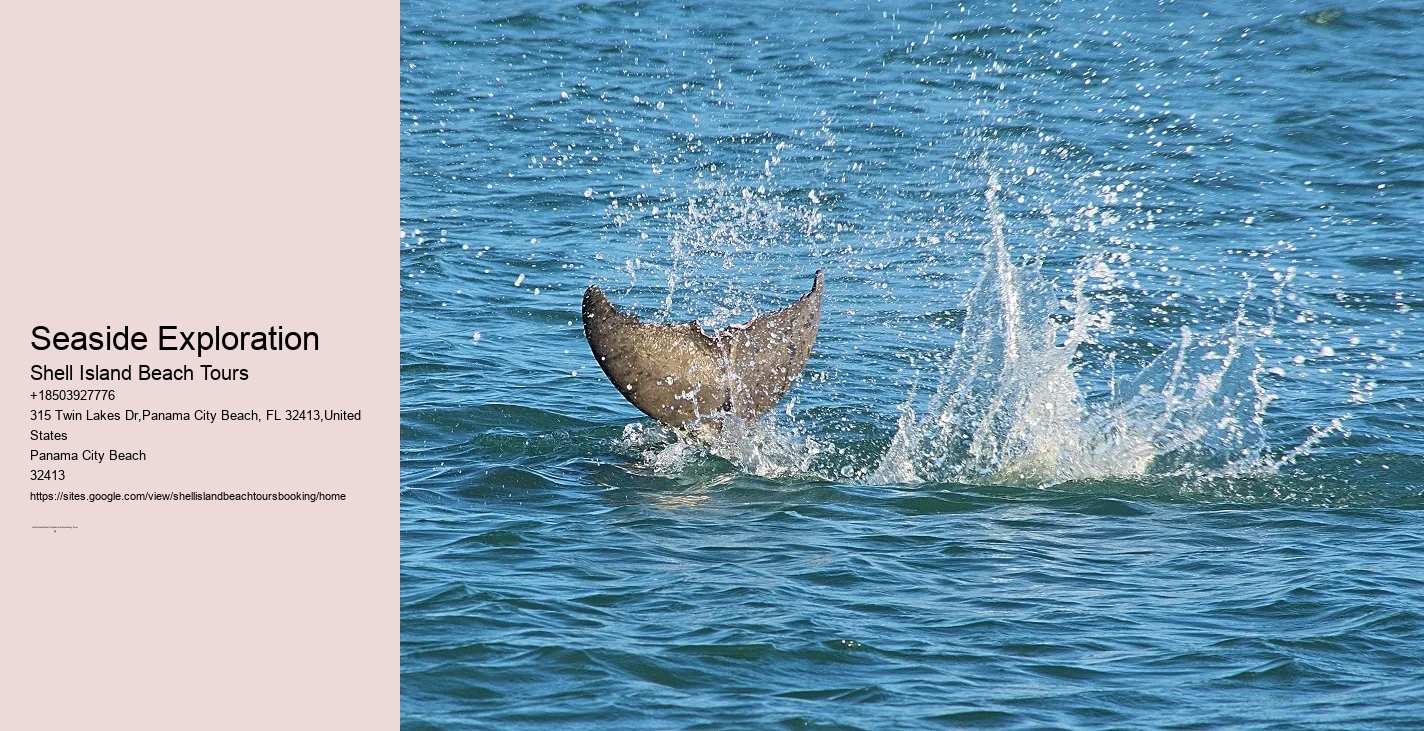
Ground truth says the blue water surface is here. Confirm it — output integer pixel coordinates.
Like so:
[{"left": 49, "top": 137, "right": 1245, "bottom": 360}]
[{"left": 401, "top": 0, "right": 1424, "bottom": 727}]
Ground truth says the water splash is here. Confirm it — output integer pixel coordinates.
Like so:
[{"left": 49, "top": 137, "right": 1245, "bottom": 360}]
[
  {"left": 601, "top": 168, "right": 1361, "bottom": 489},
  {"left": 616, "top": 416, "right": 835, "bottom": 480},
  {"left": 869, "top": 171, "right": 1274, "bottom": 485},
  {"left": 609, "top": 177, "right": 828, "bottom": 329}
]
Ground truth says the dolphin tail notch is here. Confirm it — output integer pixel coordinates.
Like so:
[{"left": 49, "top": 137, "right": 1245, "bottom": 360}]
[{"left": 582, "top": 270, "right": 824, "bottom": 429}]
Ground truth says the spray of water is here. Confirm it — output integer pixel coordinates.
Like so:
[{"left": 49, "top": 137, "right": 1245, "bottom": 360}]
[
  {"left": 608, "top": 178, "right": 825, "bottom": 328},
  {"left": 869, "top": 170, "right": 1275, "bottom": 485},
  {"left": 611, "top": 170, "right": 1324, "bottom": 488}
]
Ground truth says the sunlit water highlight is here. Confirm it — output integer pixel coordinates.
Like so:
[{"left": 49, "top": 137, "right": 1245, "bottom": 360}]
[{"left": 402, "top": 0, "right": 1424, "bottom": 727}]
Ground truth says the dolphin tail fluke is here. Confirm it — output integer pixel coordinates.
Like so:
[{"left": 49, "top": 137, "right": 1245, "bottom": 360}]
[{"left": 582, "top": 270, "right": 824, "bottom": 429}]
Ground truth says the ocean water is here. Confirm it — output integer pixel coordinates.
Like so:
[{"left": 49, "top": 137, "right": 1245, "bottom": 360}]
[{"left": 400, "top": 0, "right": 1424, "bottom": 727}]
